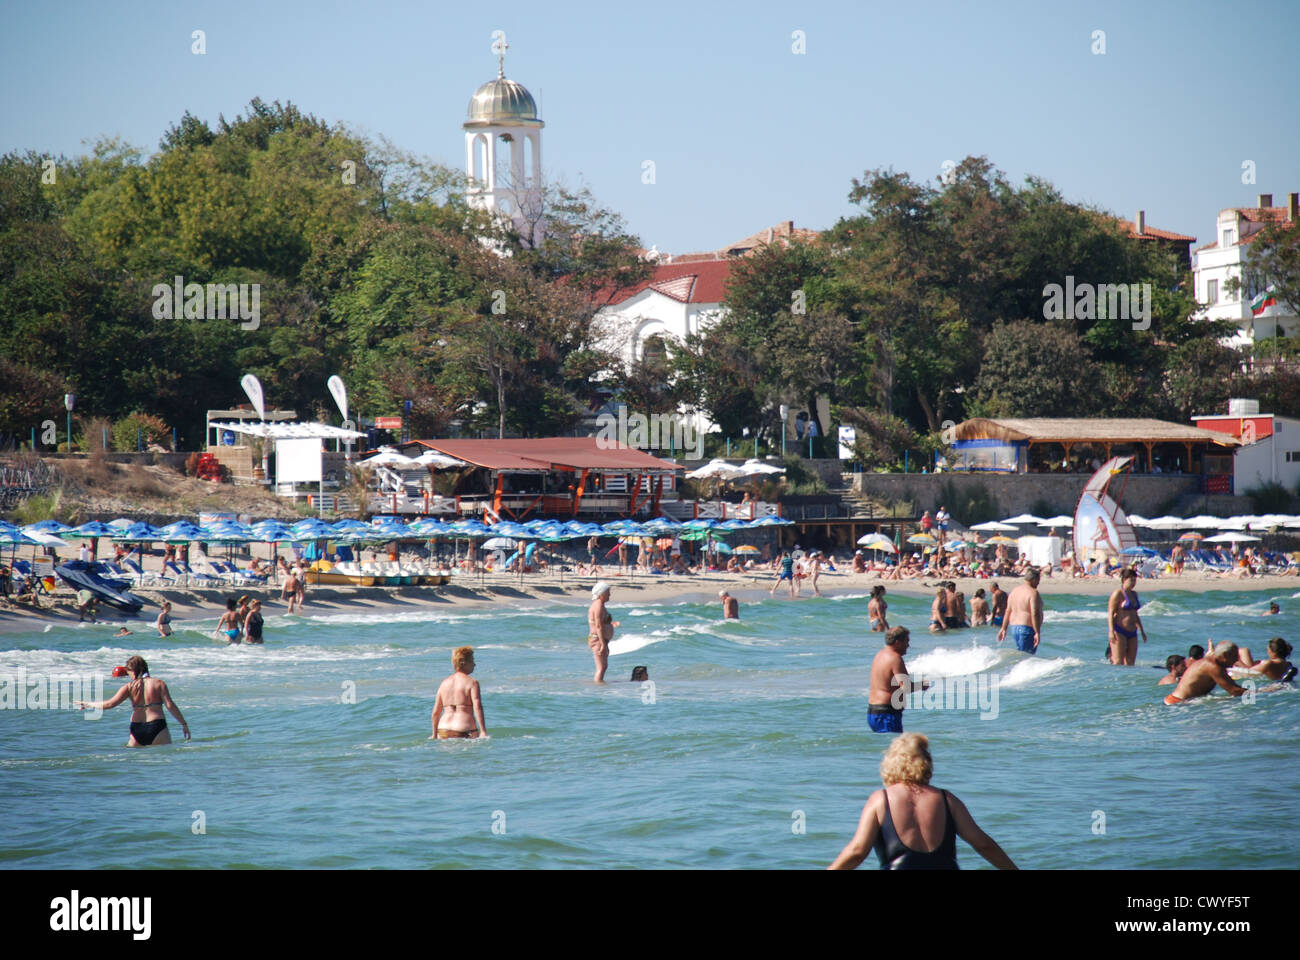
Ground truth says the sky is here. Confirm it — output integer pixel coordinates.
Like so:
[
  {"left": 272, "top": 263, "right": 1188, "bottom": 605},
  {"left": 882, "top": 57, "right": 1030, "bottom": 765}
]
[{"left": 3, "top": 0, "right": 1298, "bottom": 254}]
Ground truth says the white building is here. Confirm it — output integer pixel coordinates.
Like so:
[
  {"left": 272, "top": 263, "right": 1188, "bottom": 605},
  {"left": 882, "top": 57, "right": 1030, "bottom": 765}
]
[
  {"left": 1193, "top": 399, "right": 1300, "bottom": 493},
  {"left": 1192, "top": 192, "right": 1299, "bottom": 349},
  {"left": 463, "top": 51, "right": 543, "bottom": 246}
]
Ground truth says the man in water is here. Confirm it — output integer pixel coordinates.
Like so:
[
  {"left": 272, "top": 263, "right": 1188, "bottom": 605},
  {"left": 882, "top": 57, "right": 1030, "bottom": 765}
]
[
  {"left": 990, "top": 582, "right": 1007, "bottom": 627},
  {"left": 1157, "top": 655, "right": 1186, "bottom": 686},
  {"left": 1266, "top": 602, "right": 1280, "bottom": 615},
  {"left": 997, "top": 570, "right": 1043, "bottom": 654},
  {"left": 1164, "top": 641, "right": 1248, "bottom": 704},
  {"left": 719, "top": 590, "right": 739, "bottom": 619},
  {"left": 868, "top": 626, "right": 928, "bottom": 733}
]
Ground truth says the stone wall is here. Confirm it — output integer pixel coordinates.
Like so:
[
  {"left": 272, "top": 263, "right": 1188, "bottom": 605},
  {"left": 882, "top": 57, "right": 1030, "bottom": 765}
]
[{"left": 849, "top": 472, "right": 1200, "bottom": 521}]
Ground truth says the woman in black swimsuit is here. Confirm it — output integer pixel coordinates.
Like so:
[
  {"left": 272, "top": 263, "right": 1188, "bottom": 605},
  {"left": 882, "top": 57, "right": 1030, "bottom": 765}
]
[
  {"left": 828, "top": 733, "right": 1017, "bottom": 870},
  {"left": 76, "top": 655, "right": 190, "bottom": 747}
]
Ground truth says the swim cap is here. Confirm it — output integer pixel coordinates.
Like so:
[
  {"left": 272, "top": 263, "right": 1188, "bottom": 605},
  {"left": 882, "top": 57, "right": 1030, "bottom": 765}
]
[
  {"left": 112, "top": 666, "right": 128, "bottom": 677},
  {"left": 592, "top": 581, "right": 612, "bottom": 598}
]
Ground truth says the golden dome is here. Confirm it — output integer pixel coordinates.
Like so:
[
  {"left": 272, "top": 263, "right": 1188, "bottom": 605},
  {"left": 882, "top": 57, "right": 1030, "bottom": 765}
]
[{"left": 465, "top": 76, "right": 542, "bottom": 126}]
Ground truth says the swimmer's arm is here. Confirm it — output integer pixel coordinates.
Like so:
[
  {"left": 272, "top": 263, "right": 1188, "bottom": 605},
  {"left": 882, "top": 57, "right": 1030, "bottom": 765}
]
[
  {"left": 161, "top": 683, "right": 189, "bottom": 739},
  {"left": 471, "top": 679, "right": 487, "bottom": 738},
  {"left": 77, "top": 682, "right": 131, "bottom": 711},
  {"left": 948, "top": 793, "right": 1017, "bottom": 870},
  {"left": 828, "top": 791, "right": 883, "bottom": 870},
  {"left": 1210, "top": 665, "right": 1247, "bottom": 697}
]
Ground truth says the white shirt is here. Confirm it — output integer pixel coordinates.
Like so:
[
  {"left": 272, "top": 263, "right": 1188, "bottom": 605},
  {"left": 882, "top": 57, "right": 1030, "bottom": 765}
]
[{"left": 78, "top": 546, "right": 90, "bottom": 562}]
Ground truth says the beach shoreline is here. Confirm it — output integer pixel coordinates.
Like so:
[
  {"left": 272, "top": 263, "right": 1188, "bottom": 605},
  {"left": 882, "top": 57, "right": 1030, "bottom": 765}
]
[{"left": 3, "top": 567, "right": 1297, "bottom": 636}]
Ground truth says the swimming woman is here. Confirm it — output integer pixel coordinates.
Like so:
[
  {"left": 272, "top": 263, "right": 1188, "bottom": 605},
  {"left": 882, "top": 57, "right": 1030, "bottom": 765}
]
[
  {"left": 1106, "top": 568, "right": 1147, "bottom": 665},
  {"left": 431, "top": 646, "right": 488, "bottom": 739},
  {"left": 1235, "top": 637, "right": 1296, "bottom": 683},
  {"left": 929, "top": 587, "right": 948, "bottom": 634},
  {"left": 156, "top": 600, "right": 174, "bottom": 638},
  {"left": 587, "top": 582, "right": 618, "bottom": 682},
  {"left": 868, "top": 586, "right": 888, "bottom": 632},
  {"left": 216, "top": 597, "right": 242, "bottom": 644},
  {"left": 76, "top": 655, "right": 190, "bottom": 747},
  {"left": 828, "top": 733, "right": 1017, "bottom": 870}
]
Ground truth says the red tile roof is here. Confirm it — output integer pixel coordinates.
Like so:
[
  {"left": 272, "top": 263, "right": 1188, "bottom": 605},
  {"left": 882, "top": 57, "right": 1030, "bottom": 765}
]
[
  {"left": 1117, "top": 219, "right": 1196, "bottom": 242},
  {"left": 602, "top": 258, "right": 735, "bottom": 306}
]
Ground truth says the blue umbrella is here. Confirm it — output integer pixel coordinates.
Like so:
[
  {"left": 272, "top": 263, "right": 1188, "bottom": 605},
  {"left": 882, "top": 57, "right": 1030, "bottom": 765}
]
[
  {"left": 68, "top": 521, "right": 118, "bottom": 538},
  {"left": 1120, "top": 546, "right": 1158, "bottom": 557},
  {"left": 114, "top": 522, "right": 163, "bottom": 541},
  {"left": 23, "top": 520, "right": 73, "bottom": 535},
  {"left": 450, "top": 519, "right": 491, "bottom": 537},
  {"left": 748, "top": 516, "right": 795, "bottom": 527}
]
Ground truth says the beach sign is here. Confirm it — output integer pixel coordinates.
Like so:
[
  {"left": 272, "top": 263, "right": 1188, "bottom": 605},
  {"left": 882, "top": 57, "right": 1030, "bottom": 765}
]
[{"left": 241, "top": 373, "right": 266, "bottom": 421}]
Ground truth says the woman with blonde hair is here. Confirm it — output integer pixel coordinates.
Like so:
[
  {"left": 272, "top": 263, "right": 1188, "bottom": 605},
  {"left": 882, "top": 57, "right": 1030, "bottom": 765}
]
[
  {"left": 828, "top": 733, "right": 1017, "bottom": 870},
  {"left": 431, "top": 646, "right": 488, "bottom": 739}
]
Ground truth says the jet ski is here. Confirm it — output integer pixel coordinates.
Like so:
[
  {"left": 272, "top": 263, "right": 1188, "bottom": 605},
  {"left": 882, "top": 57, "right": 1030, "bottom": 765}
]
[{"left": 55, "top": 560, "right": 146, "bottom": 613}]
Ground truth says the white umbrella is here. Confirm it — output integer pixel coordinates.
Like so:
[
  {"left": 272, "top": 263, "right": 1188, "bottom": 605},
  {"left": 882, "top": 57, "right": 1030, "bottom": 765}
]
[
  {"left": 1142, "top": 516, "right": 1187, "bottom": 530},
  {"left": 1038, "top": 516, "right": 1075, "bottom": 527},
  {"left": 413, "top": 450, "right": 469, "bottom": 469},
  {"left": 363, "top": 451, "right": 419, "bottom": 468},
  {"left": 1182, "top": 515, "right": 1225, "bottom": 528},
  {"left": 1203, "top": 532, "right": 1261, "bottom": 543},
  {"left": 482, "top": 537, "right": 518, "bottom": 550},
  {"left": 857, "top": 533, "right": 892, "bottom": 546},
  {"left": 970, "top": 521, "right": 1018, "bottom": 532},
  {"left": 1216, "top": 516, "right": 1253, "bottom": 530},
  {"left": 1126, "top": 514, "right": 1149, "bottom": 526},
  {"left": 686, "top": 459, "right": 742, "bottom": 480},
  {"left": 1001, "top": 514, "right": 1047, "bottom": 525},
  {"left": 735, "top": 458, "right": 785, "bottom": 476}
]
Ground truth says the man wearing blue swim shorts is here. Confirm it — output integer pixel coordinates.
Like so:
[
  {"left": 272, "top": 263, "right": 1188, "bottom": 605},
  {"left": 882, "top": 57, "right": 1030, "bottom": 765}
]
[
  {"left": 997, "top": 569, "right": 1042, "bottom": 654},
  {"left": 868, "top": 626, "right": 930, "bottom": 732}
]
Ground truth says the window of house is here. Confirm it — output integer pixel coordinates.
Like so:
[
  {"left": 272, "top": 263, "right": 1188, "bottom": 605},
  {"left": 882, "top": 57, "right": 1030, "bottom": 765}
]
[
  {"left": 1207, "top": 279, "right": 1218, "bottom": 303},
  {"left": 1222, "top": 228, "right": 1235, "bottom": 247},
  {"left": 1285, "top": 451, "right": 1300, "bottom": 463}
]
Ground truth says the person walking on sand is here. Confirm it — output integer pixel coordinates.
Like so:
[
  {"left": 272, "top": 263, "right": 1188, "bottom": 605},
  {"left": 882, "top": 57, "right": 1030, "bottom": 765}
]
[
  {"left": 1106, "top": 568, "right": 1147, "bottom": 665},
  {"left": 719, "top": 590, "right": 739, "bottom": 619},
  {"left": 771, "top": 551, "right": 797, "bottom": 599},
  {"left": 809, "top": 551, "right": 824, "bottom": 597},
  {"left": 587, "top": 582, "right": 618, "bottom": 683},
  {"left": 828, "top": 733, "right": 1017, "bottom": 870},
  {"left": 431, "top": 646, "right": 488, "bottom": 739},
  {"left": 998, "top": 570, "right": 1043, "bottom": 654},
  {"left": 76, "top": 655, "right": 190, "bottom": 747}
]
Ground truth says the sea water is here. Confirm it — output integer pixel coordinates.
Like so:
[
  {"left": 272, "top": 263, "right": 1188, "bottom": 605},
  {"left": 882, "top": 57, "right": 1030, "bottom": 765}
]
[{"left": 1, "top": 585, "right": 1296, "bottom": 869}]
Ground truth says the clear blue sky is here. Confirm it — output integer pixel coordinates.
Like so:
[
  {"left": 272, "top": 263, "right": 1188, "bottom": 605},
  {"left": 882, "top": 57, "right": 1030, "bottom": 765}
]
[{"left": 3, "top": 0, "right": 1297, "bottom": 254}]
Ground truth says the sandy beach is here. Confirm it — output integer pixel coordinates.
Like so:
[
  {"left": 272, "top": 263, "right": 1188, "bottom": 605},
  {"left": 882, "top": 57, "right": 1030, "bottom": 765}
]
[{"left": 4, "top": 565, "right": 1297, "bottom": 636}]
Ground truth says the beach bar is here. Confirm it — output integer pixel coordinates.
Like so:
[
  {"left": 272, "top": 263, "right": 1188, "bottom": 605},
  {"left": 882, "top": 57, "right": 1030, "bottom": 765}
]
[
  {"left": 949, "top": 418, "right": 1241, "bottom": 479},
  {"left": 395, "top": 437, "right": 684, "bottom": 521}
]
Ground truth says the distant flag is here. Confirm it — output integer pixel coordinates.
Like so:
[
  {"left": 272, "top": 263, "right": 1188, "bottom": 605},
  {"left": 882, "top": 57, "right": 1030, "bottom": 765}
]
[
  {"left": 241, "top": 374, "right": 265, "bottom": 421},
  {"left": 1251, "top": 285, "right": 1278, "bottom": 317}
]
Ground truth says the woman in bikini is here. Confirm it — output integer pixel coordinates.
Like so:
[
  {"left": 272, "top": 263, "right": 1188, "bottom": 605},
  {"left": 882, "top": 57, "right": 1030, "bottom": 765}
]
[
  {"left": 929, "top": 587, "right": 948, "bottom": 634},
  {"left": 828, "top": 732, "right": 1017, "bottom": 870},
  {"left": 1106, "top": 567, "right": 1147, "bottom": 665},
  {"left": 243, "top": 599, "right": 264, "bottom": 644},
  {"left": 216, "top": 597, "right": 242, "bottom": 644},
  {"left": 431, "top": 646, "right": 488, "bottom": 739},
  {"left": 76, "top": 655, "right": 190, "bottom": 747},
  {"left": 587, "top": 582, "right": 618, "bottom": 683},
  {"left": 155, "top": 600, "right": 174, "bottom": 638},
  {"left": 868, "top": 585, "right": 889, "bottom": 632}
]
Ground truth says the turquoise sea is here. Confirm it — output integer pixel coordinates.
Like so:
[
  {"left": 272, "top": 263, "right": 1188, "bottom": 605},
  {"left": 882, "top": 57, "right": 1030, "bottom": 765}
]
[{"left": 2, "top": 583, "right": 1297, "bottom": 869}]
